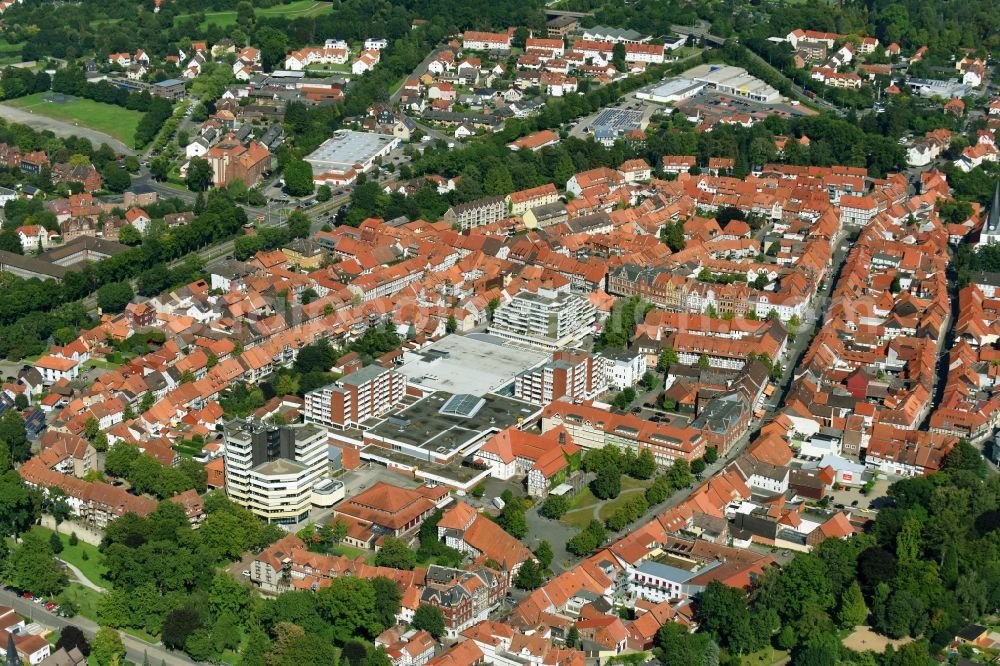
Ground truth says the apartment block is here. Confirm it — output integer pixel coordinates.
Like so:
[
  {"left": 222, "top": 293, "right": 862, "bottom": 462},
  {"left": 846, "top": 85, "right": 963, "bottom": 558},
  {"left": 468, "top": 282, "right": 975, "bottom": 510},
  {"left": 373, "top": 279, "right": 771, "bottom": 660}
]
[
  {"left": 490, "top": 286, "right": 597, "bottom": 349},
  {"left": 305, "top": 364, "right": 407, "bottom": 428},
  {"left": 514, "top": 350, "right": 607, "bottom": 404}
]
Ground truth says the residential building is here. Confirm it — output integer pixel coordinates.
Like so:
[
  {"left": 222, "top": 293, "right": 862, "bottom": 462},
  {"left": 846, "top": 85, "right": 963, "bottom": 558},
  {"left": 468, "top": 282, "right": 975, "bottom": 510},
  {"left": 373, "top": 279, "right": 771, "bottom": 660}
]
[
  {"left": 490, "top": 285, "right": 597, "bottom": 349},
  {"left": 443, "top": 196, "right": 507, "bottom": 231},
  {"left": 304, "top": 364, "right": 407, "bottom": 428},
  {"left": 514, "top": 350, "right": 607, "bottom": 404},
  {"left": 205, "top": 136, "right": 271, "bottom": 188}
]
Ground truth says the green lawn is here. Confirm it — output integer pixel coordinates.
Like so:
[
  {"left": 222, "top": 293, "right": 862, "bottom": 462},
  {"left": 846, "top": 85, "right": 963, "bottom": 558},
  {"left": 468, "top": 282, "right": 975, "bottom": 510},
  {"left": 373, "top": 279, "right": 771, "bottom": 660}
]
[
  {"left": 741, "top": 646, "right": 789, "bottom": 666},
  {"left": 58, "top": 584, "right": 101, "bottom": 622},
  {"left": 4, "top": 92, "right": 142, "bottom": 146},
  {"left": 179, "top": 0, "right": 333, "bottom": 28},
  {"left": 561, "top": 477, "right": 654, "bottom": 529},
  {"left": 32, "top": 526, "right": 111, "bottom": 588}
]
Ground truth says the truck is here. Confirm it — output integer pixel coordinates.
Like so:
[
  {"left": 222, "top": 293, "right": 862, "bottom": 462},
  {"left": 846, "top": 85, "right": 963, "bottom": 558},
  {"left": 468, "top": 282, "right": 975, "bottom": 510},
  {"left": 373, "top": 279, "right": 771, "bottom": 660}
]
[{"left": 493, "top": 497, "right": 505, "bottom": 510}]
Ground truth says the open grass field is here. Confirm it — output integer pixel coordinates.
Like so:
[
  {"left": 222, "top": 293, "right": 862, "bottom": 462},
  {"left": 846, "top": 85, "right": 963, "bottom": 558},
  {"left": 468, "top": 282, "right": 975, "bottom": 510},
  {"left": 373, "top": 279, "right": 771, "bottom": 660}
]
[
  {"left": 180, "top": 0, "right": 333, "bottom": 28},
  {"left": 3, "top": 92, "right": 142, "bottom": 146},
  {"left": 560, "top": 476, "right": 653, "bottom": 529}
]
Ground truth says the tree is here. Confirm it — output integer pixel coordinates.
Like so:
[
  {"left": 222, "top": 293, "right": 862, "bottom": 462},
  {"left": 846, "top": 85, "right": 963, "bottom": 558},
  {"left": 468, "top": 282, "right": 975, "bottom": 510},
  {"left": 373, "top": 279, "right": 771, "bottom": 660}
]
[
  {"left": 612, "top": 42, "right": 627, "bottom": 71},
  {"left": 185, "top": 158, "right": 213, "bottom": 192},
  {"left": 446, "top": 314, "right": 458, "bottom": 333},
  {"left": 91, "top": 627, "right": 125, "bottom": 666},
  {"left": 691, "top": 458, "right": 706, "bottom": 475},
  {"left": 49, "top": 530, "right": 63, "bottom": 554},
  {"left": 374, "top": 537, "right": 416, "bottom": 570},
  {"left": 497, "top": 501, "right": 528, "bottom": 538},
  {"left": 534, "top": 541, "right": 553, "bottom": 570},
  {"left": 540, "top": 494, "right": 569, "bottom": 519},
  {"left": 96, "top": 281, "right": 134, "bottom": 313},
  {"left": 13, "top": 393, "right": 28, "bottom": 411},
  {"left": 658, "top": 347, "right": 678, "bottom": 372},
  {"left": 631, "top": 448, "right": 657, "bottom": 480},
  {"left": 12, "top": 532, "right": 66, "bottom": 595},
  {"left": 567, "top": 520, "right": 607, "bottom": 556},
  {"left": 592, "top": 466, "right": 621, "bottom": 500},
  {"left": 102, "top": 164, "right": 131, "bottom": 193},
  {"left": 162, "top": 608, "right": 202, "bottom": 650},
  {"left": 84, "top": 416, "right": 100, "bottom": 441},
  {"left": 316, "top": 185, "right": 332, "bottom": 202},
  {"left": 697, "top": 581, "right": 773, "bottom": 654},
  {"left": 0, "top": 410, "right": 29, "bottom": 462},
  {"left": 150, "top": 155, "right": 169, "bottom": 181},
  {"left": 284, "top": 159, "right": 314, "bottom": 197},
  {"left": 704, "top": 447, "right": 718, "bottom": 464},
  {"left": 315, "top": 577, "right": 383, "bottom": 643},
  {"left": 55, "top": 625, "right": 91, "bottom": 657},
  {"left": 412, "top": 604, "right": 445, "bottom": 639},
  {"left": 566, "top": 625, "right": 579, "bottom": 649},
  {"left": 943, "top": 440, "right": 986, "bottom": 476},
  {"left": 0, "top": 470, "right": 41, "bottom": 538},
  {"left": 0, "top": 229, "right": 22, "bottom": 255},
  {"left": 837, "top": 581, "right": 868, "bottom": 628},
  {"left": 698, "top": 354, "right": 710, "bottom": 369},
  {"left": 372, "top": 577, "right": 402, "bottom": 630},
  {"left": 655, "top": 621, "right": 717, "bottom": 666},
  {"left": 514, "top": 559, "right": 543, "bottom": 590}
]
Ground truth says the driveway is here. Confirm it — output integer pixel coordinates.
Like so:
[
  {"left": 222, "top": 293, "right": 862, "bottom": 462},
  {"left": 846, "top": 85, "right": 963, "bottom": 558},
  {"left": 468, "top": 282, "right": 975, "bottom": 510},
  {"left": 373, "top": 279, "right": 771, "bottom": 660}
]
[{"left": 0, "top": 104, "right": 134, "bottom": 155}]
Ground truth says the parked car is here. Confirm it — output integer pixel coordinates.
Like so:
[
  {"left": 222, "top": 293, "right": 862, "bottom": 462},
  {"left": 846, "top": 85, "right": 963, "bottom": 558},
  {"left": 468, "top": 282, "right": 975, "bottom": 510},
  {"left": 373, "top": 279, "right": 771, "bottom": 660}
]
[
  {"left": 242, "top": 570, "right": 251, "bottom": 577},
  {"left": 21, "top": 592, "right": 32, "bottom": 600}
]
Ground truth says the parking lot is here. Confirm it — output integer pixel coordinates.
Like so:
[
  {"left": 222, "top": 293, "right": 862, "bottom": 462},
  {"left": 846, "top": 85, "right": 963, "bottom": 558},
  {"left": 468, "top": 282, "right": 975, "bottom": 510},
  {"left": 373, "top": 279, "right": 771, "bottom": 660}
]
[{"left": 676, "top": 89, "right": 814, "bottom": 120}]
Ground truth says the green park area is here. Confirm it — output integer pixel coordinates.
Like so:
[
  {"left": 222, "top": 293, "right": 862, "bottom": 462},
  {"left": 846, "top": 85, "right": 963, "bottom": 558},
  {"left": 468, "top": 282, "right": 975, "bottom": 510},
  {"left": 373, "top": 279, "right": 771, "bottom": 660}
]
[
  {"left": 4, "top": 92, "right": 142, "bottom": 146},
  {"left": 32, "top": 526, "right": 111, "bottom": 589},
  {"left": 560, "top": 476, "right": 654, "bottom": 529},
  {"left": 182, "top": 0, "right": 333, "bottom": 28}
]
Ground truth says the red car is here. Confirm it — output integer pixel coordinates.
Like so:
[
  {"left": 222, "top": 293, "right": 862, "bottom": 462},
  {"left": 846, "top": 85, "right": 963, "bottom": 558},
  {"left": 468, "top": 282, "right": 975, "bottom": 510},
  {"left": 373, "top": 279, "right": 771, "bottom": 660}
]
[
  {"left": 45, "top": 602, "right": 57, "bottom": 611},
  {"left": 21, "top": 592, "right": 32, "bottom": 600}
]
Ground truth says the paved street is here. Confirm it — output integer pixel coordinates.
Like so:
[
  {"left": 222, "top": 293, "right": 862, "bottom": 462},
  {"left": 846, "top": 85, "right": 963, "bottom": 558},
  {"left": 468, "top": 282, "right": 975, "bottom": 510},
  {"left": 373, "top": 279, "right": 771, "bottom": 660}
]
[{"left": 0, "top": 590, "right": 196, "bottom": 666}]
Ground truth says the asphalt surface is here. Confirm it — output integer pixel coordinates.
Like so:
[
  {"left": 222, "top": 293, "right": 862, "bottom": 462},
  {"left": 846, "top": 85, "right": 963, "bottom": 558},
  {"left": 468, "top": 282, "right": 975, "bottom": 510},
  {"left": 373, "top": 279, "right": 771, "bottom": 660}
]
[{"left": 0, "top": 589, "right": 196, "bottom": 666}]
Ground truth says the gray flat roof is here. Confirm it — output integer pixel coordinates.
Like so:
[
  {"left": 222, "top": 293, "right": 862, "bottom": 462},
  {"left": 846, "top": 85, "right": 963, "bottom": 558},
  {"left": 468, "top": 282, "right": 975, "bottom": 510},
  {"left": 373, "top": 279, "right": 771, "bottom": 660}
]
[
  {"left": 398, "top": 333, "right": 549, "bottom": 395},
  {"left": 367, "top": 390, "right": 538, "bottom": 454},
  {"left": 305, "top": 130, "right": 397, "bottom": 173},
  {"left": 641, "top": 77, "right": 704, "bottom": 99}
]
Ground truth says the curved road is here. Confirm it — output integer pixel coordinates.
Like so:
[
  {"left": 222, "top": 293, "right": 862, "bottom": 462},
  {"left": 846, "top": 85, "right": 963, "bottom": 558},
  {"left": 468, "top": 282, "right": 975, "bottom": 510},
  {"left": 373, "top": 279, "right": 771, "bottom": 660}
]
[{"left": 0, "top": 103, "right": 134, "bottom": 155}]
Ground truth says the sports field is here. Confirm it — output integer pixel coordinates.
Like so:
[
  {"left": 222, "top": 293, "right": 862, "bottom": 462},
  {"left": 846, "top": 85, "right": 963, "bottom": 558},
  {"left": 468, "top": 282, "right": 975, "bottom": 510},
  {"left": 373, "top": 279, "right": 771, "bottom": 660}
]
[{"left": 3, "top": 92, "right": 143, "bottom": 146}]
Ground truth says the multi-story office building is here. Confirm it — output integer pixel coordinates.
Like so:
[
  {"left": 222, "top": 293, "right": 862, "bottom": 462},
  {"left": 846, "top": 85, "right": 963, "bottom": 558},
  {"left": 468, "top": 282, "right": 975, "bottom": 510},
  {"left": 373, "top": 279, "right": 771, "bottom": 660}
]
[
  {"left": 223, "top": 420, "right": 328, "bottom": 524},
  {"left": 490, "top": 287, "right": 596, "bottom": 349},
  {"left": 304, "top": 364, "right": 407, "bottom": 429}
]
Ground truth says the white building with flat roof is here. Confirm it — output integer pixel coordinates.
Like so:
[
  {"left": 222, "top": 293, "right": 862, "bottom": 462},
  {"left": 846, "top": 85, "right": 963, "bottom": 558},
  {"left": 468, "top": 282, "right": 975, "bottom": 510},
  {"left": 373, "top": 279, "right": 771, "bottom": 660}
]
[
  {"left": 637, "top": 78, "right": 706, "bottom": 104},
  {"left": 490, "top": 286, "right": 597, "bottom": 349},
  {"left": 223, "top": 420, "right": 329, "bottom": 524},
  {"left": 685, "top": 64, "right": 781, "bottom": 103},
  {"left": 304, "top": 130, "right": 400, "bottom": 186}
]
